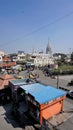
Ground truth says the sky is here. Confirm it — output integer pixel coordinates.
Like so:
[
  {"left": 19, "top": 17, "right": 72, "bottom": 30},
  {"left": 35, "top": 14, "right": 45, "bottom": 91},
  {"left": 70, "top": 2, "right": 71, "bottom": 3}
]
[{"left": 0, "top": 0, "right": 73, "bottom": 54}]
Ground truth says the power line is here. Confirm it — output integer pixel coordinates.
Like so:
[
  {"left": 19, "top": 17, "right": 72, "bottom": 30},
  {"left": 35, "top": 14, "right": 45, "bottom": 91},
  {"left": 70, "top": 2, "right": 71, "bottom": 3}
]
[{"left": 0, "top": 10, "right": 73, "bottom": 47}]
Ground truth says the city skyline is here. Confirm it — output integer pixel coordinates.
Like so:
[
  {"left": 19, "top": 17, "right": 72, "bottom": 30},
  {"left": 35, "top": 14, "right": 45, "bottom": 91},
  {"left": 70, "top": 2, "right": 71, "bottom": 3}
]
[{"left": 0, "top": 0, "right": 73, "bottom": 54}]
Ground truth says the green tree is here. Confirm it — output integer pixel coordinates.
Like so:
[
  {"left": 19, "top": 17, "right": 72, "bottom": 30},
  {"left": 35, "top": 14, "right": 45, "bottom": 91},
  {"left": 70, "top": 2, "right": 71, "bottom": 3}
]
[{"left": 71, "top": 52, "right": 73, "bottom": 61}]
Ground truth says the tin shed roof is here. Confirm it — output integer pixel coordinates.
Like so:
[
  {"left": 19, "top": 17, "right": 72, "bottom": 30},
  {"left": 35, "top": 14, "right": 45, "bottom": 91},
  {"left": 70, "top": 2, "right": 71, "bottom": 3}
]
[
  {"left": 20, "top": 83, "right": 66, "bottom": 104},
  {"left": 10, "top": 78, "right": 35, "bottom": 86}
]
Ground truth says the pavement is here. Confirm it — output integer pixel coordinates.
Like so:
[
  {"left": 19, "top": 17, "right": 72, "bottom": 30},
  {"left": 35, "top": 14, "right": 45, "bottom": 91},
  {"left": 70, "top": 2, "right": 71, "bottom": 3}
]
[
  {"left": 56, "top": 116, "right": 73, "bottom": 130},
  {"left": 47, "top": 99, "right": 73, "bottom": 130},
  {"left": 0, "top": 104, "right": 22, "bottom": 130}
]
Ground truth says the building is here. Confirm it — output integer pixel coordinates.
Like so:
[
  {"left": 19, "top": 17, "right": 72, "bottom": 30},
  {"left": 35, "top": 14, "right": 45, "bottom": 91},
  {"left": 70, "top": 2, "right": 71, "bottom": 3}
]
[
  {"left": 9, "top": 78, "right": 36, "bottom": 101},
  {"left": 30, "top": 52, "right": 54, "bottom": 67},
  {"left": 0, "top": 55, "right": 16, "bottom": 69},
  {"left": 0, "top": 50, "right": 4, "bottom": 56},
  {"left": 29, "top": 41, "right": 54, "bottom": 67},
  {"left": 10, "top": 53, "right": 18, "bottom": 62},
  {"left": 0, "top": 56, "right": 2, "bottom": 63},
  {"left": 0, "top": 74, "right": 15, "bottom": 104},
  {"left": 0, "top": 50, "right": 4, "bottom": 64},
  {"left": 20, "top": 83, "right": 66, "bottom": 125},
  {"left": 17, "top": 51, "right": 26, "bottom": 63}
]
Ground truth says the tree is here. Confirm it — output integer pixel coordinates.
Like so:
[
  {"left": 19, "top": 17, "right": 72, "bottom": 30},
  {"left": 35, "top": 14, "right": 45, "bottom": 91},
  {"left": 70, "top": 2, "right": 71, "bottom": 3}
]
[{"left": 71, "top": 52, "right": 73, "bottom": 61}]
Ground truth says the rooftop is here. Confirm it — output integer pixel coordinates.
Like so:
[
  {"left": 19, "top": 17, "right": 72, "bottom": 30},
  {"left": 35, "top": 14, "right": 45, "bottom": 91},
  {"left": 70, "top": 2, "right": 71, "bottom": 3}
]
[
  {"left": 10, "top": 78, "right": 35, "bottom": 86},
  {"left": 20, "top": 83, "right": 66, "bottom": 104},
  {"left": 0, "top": 74, "right": 15, "bottom": 90}
]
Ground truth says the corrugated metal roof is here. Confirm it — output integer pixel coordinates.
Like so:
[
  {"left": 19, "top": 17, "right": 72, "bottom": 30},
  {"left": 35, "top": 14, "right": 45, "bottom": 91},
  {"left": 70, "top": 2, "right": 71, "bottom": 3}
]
[
  {"left": 10, "top": 78, "right": 34, "bottom": 86},
  {"left": 10, "top": 79, "right": 27, "bottom": 85},
  {"left": 20, "top": 83, "right": 66, "bottom": 104}
]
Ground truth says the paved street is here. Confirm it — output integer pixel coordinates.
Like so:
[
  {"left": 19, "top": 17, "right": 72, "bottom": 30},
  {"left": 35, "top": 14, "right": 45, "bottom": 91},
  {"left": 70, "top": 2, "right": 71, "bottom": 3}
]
[{"left": 24, "top": 69, "right": 73, "bottom": 87}]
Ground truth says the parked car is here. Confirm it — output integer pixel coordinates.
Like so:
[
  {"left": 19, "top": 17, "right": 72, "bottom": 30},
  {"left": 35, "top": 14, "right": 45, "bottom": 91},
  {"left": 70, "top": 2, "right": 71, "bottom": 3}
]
[
  {"left": 68, "top": 90, "right": 73, "bottom": 98},
  {"left": 68, "top": 79, "right": 73, "bottom": 86}
]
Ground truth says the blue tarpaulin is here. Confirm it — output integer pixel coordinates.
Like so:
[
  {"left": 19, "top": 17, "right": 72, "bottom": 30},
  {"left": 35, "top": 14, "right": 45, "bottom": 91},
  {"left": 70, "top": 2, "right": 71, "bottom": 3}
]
[{"left": 20, "top": 83, "right": 66, "bottom": 104}]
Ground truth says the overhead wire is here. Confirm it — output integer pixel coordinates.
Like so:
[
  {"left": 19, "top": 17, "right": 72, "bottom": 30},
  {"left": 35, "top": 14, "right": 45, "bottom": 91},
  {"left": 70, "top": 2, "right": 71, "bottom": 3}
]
[{"left": 0, "top": 10, "right": 73, "bottom": 47}]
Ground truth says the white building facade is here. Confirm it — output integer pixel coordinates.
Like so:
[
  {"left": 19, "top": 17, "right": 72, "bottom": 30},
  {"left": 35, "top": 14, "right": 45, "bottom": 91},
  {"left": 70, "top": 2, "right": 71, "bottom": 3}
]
[
  {"left": 0, "top": 51, "right": 5, "bottom": 63},
  {"left": 30, "top": 53, "right": 54, "bottom": 67},
  {"left": 0, "top": 51, "right": 4, "bottom": 56},
  {"left": 17, "top": 51, "right": 26, "bottom": 62},
  {"left": 30, "top": 41, "right": 54, "bottom": 67}
]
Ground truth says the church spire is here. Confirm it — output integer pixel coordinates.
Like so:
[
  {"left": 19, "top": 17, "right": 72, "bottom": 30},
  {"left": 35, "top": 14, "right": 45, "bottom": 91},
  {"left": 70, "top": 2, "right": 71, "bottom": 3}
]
[{"left": 46, "top": 39, "right": 52, "bottom": 54}]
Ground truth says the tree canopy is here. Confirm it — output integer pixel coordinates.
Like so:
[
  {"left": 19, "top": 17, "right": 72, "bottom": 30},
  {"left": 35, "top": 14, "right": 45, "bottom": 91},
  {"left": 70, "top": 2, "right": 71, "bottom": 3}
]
[{"left": 71, "top": 52, "right": 73, "bottom": 61}]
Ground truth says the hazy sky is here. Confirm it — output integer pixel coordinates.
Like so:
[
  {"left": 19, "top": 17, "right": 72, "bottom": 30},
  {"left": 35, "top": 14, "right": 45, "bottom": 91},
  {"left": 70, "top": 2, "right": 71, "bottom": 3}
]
[{"left": 0, "top": 0, "right": 73, "bottom": 54}]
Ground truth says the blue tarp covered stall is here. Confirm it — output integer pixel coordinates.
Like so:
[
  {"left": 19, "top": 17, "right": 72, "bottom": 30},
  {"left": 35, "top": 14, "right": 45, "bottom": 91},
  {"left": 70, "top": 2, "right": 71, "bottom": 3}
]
[
  {"left": 20, "top": 83, "right": 66, "bottom": 125},
  {"left": 20, "top": 83, "right": 66, "bottom": 104}
]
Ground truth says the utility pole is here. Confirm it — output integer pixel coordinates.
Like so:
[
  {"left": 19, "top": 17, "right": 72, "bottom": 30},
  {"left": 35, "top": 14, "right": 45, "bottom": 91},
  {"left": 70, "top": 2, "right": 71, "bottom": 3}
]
[
  {"left": 57, "top": 74, "right": 59, "bottom": 88},
  {"left": 57, "top": 63, "right": 59, "bottom": 88}
]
